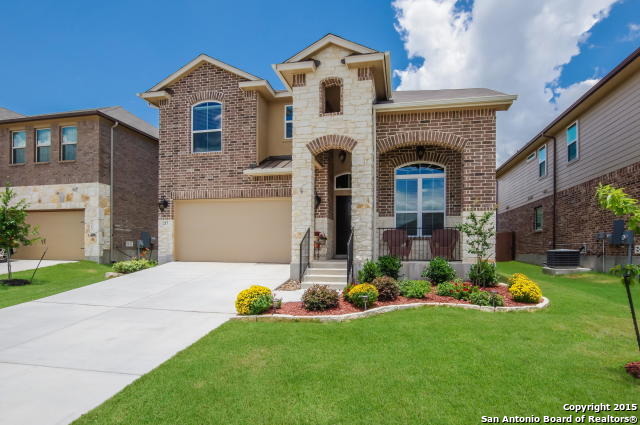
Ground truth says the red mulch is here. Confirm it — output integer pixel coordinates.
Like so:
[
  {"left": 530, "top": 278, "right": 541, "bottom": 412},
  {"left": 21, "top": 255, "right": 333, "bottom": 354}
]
[
  {"left": 269, "top": 284, "right": 535, "bottom": 317},
  {"left": 625, "top": 361, "right": 640, "bottom": 379}
]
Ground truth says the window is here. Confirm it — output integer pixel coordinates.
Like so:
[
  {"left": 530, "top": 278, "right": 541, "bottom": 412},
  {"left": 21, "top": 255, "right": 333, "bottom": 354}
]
[
  {"left": 11, "top": 131, "right": 26, "bottom": 164},
  {"left": 192, "top": 101, "right": 222, "bottom": 152},
  {"left": 61, "top": 126, "right": 77, "bottom": 161},
  {"left": 567, "top": 122, "right": 579, "bottom": 162},
  {"left": 284, "top": 105, "right": 293, "bottom": 139},
  {"left": 395, "top": 163, "right": 445, "bottom": 236},
  {"left": 538, "top": 145, "right": 547, "bottom": 178},
  {"left": 534, "top": 206, "right": 543, "bottom": 231},
  {"left": 526, "top": 151, "right": 536, "bottom": 162},
  {"left": 35, "top": 128, "right": 51, "bottom": 163},
  {"left": 335, "top": 173, "right": 351, "bottom": 189},
  {"left": 321, "top": 78, "right": 342, "bottom": 114}
]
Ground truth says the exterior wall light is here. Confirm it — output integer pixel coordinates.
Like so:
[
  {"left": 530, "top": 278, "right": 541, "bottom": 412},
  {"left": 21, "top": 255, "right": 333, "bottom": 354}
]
[
  {"left": 416, "top": 145, "right": 426, "bottom": 159},
  {"left": 158, "top": 196, "right": 169, "bottom": 212}
]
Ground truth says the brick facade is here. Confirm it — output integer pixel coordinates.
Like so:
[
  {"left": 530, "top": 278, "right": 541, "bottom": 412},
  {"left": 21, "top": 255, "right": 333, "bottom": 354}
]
[
  {"left": 497, "top": 161, "right": 640, "bottom": 259},
  {"left": 157, "top": 62, "right": 291, "bottom": 221}
]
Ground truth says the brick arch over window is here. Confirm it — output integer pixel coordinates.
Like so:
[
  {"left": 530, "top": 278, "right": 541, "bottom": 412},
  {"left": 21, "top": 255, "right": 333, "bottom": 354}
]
[
  {"left": 307, "top": 135, "right": 357, "bottom": 155},
  {"left": 185, "top": 90, "right": 225, "bottom": 105},
  {"left": 387, "top": 151, "right": 451, "bottom": 169},
  {"left": 377, "top": 130, "right": 468, "bottom": 153}
]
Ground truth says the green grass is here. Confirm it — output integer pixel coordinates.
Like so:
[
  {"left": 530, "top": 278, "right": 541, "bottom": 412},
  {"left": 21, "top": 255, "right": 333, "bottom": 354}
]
[
  {"left": 74, "top": 262, "right": 639, "bottom": 425},
  {"left": 0, "top": 261, "right": 112, "bottom": 309}
]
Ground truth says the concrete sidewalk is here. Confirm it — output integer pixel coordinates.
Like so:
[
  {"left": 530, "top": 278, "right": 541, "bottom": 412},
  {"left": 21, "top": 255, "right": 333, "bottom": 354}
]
[
  {"left": 0, "top": 262, "right": 289, "bottom": 425},
  {"left": 0, "top": 259, "right": 75, "bottom": 275}
]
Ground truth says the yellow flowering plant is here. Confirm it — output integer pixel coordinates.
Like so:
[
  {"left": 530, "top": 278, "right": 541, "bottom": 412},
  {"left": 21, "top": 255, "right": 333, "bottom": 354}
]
[
  {"left": 235, "top": 285, "right": 273, "bottom": 315},
  {"left": 347, "top": 283, "right": 379, "bottom": 309},
  {"left": 508, "top": 273, "right": 542, "bottom": 303}
]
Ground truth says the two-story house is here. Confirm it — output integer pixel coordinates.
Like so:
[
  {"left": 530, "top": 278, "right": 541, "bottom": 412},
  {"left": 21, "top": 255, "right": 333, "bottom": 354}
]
[
  {"left": 497, "top": 47, "right": 640, "bottom": 271},
  {"left": 0, "top": 106, "right": 159, "bottom": 263},
  {"left": 140, "top": 34, "right": 516, "bottom": 282}
]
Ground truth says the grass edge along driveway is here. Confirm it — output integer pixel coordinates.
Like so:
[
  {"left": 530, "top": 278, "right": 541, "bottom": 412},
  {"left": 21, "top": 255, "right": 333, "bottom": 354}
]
[{"left": 73, "top": 261, "right": 639, "bottom": 425}]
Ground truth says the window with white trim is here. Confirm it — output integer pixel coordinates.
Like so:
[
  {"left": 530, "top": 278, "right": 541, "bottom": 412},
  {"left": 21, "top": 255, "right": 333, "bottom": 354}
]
[
  {"left": 566, "top": 121, "right": 579, "bottom": 162},
  {"left": 192, "top": 101, "right": 222, "bottom": 152},
  {"left": 395, "top": 163, "right": 445, "bottom": 236},
  {"left": 11, "top": 131, "right": 26, "bottom": 164},
  {"left": 538, "top": 145, "right": 547, "bottom": 178},
  {"left": 35, "top": 128, "right": 51, "bottom": 163},
  {"left": 284, "top": 105, "right": 293, "bottom": 139},
  {"left": 61, "top": 126, "right": 77, "bottom": 161}
]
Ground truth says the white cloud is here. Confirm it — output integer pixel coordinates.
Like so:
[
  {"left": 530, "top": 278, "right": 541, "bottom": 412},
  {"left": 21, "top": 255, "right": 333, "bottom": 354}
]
[
  {"left": 621, "top": 22, "right": 640, "bottom": 41},
  {"left": 392, "top": 0, "right": 618, "bottom": 164}
]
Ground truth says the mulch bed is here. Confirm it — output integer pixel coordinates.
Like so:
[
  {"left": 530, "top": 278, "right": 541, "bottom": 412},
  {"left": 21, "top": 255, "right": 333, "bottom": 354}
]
[
  {"left": 625, "top": 361, "right": 640, "bottom": 379},
  {"left": 269, "top": 284, "right": 534, "bottom": 317},
  {"left": 1, "top": 279, "right": 31, "bottom": 286}
]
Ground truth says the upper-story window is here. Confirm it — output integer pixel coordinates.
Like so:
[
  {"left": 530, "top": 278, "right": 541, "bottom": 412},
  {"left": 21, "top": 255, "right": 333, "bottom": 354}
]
[
  {"left": 192, "top": 101, "right": 222, "bottom": 153},
  {"left": 320, "top": 77, "right": 342, "bottom": 115},
  {"left": 35, "top": 128, "right": 51, "bottom": 163},
  {"left": 567, "top": 121, "right": 579, "bottom": 162},
  {"left": 61, "top": 126, "right": 77, "bottom": 161},
  {"left": 538, "top": 144, "right": 547, "bottom": 178},
  {"left": 284, "top": 105, "right": 293, "bottom": 139},
  {"left": 11, "top": 131, "right": 26, "bottom": 164},
  {"left": 395, "top": 163, "right": 445, "bottom": 236}
]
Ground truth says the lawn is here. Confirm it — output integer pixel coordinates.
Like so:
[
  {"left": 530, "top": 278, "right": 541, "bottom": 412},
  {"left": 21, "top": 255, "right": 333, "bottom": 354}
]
[
  {"left": 0, "top": 261, "right": 112, "bottom": 309},
  {"left": 74, "top": 262, "right": 639, "bottom": 425}
]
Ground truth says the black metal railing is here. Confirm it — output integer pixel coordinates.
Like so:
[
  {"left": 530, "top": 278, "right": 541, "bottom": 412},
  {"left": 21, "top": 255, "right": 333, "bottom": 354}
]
[
  {"left": 299, "top": 228, "right": 310, "bottom": 280},
  {"left": 346, "top": 227, "right": 354, "bottom": 284},
  {"left": 378, "top": 227, "right": 461, "bottom": 261}
]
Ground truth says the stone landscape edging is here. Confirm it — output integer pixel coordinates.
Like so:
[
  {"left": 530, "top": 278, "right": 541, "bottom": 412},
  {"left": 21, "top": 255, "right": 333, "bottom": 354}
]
[{"left": 232, "top": 296, "right": 550, "bottom": 323}]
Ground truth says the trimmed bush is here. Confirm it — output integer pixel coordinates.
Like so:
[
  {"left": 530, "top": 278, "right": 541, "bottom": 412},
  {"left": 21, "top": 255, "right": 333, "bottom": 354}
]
[
  {"left": 469, "top": 290, "right": 504, "bottom": 307},
  {"left": 347, "top": 283, "right": 379, "bottom": 309},
  {"left": 235, "top": 285, "right": 273, "bottom": 315},
  {"left": 371, "top": 276, "right": 400, "bottom": 301},
  {"left": 302, "top": 285, "right": 339, "bottom": 311},
  {"left": 342, "top": 283, "right": 356, "bottom": 302},
  {"left": 358, "top": 259, "right": 381, "bottom": 283},
  {"left": 422, "top": 257, "right": 456, "bottom": 284},
  {"left": 377, "top": 255, "right": 402, "bottom": 279},
  {"left": 509, "top": 274, "right": 543, "bottom": 303},
  {"left": 435, "top": 281, "right": 456, "bottom": 297},
  {"left": 112, "top": 259, "right": 156, "bottom": 274},
  {"left": 469, "top": 261, "right": 498, "bottom": 287},
  {"left": 399, "top": 280, "right": 430, "bottom": 298}
]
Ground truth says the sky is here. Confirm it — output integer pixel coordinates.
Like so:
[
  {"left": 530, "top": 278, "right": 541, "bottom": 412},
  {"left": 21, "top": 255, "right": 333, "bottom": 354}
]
[{"left": 0, "top": 0, "right": 638, "bottom": 164}]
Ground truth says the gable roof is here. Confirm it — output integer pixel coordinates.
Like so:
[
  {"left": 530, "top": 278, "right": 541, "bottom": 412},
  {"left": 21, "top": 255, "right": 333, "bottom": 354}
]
[
  {"left": 375, "top": 88, "right": 517, "bottom": 111},
  {"left": 0, "top": 107, "right": 24, "bottom": 120},
  {"left": 284, "top": 33, "right": 378, "bottom": 63},
  {"left": 0, "top": 106, "right": 158, "bottom": 139},
  {"left": 147, "top": 54, "right": 261, "bottom": 93}
]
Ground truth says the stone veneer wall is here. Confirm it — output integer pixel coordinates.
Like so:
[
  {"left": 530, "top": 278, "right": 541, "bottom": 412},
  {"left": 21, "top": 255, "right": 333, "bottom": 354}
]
[
  {"left": 12, "top": 183, "right": 111, "bottom": 262},
  {"left": 290, "top": 45, "right": 376, "bottom": 277}
]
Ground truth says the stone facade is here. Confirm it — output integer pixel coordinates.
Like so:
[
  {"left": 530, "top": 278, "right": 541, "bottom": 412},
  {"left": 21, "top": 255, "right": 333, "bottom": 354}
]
[
  {"left": 290, "top": 44, "right": 376, "bottom": 277},
  {"left": 497, "top": 161, "right": 640, "bottom": 270}
]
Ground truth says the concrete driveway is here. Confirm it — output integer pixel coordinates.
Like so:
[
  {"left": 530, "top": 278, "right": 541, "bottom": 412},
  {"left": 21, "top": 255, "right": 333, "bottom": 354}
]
[{"left": 0, "top": 262, "right": 289, "bottom": 425}]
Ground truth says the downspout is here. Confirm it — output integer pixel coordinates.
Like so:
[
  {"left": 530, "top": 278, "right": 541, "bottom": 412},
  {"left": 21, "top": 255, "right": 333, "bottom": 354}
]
[
  {"left": 542, "top": 133, "right": 557, "bottom": 250},
  {"left": 109, "top": 121, "right": 119, "bottom": 263}
]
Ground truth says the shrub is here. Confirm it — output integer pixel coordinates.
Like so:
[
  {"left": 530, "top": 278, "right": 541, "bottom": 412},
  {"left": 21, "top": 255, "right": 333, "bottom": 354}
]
[
  {"left": 235, "top": 285, "right": 273, "bottom": 315},
  {"left": 507, "top": 273, "right": 528, "bottom": 287},
  {"left": 436, "top": 281, "right": 456, "bottom": 297},
  {"left": 399, "top": 280, "right": 430, "bottom": 298},
  {"left": 509, "top": 275, "right": 543, "bottom": 303},
  {"left": 347, "top": 283, "right": 379, "bottom": 309},
  {"left": 377, "top": 255, "right": 402, "bottom": 279},
  {"left": 371, "top": 276, "right": 400, "bottom": 301},
  {"left": 302, "top": 285, "right": 339, "bottom": 311},
  {"left": 358, "top": 260, "right": 381, "bottom": 283},
  {"left": 422, "top": 257, "right": 456, "bottom": 284},
  {"left": 112, "top": 259, "right": 157, "bottom": 274},
  {"left": 469, "top": 261, "right": 498, "bottom": 287},
  {"left": 342, "top": 283, "right": 356, "bottom": 302},
  {"left": 451, "top": 281, "right": 479, "bottom": 300},
  {"left": 469, "top": 290, "right": 504, "bottom": 307}
]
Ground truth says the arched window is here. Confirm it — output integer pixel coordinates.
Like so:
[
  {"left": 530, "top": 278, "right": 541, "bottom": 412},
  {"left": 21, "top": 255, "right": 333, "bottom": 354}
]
[
  {"left": 395, "top": 163, "right": 445, "bottom": 236},
  {"left": 335, "top": 173, "right": 351, "bottom": 189},
  {"left": 320, "top": 78, "right": 342, "bottom": 115},
  {"left": 192, "top": 101, "right": 222, "bottom": 152}
]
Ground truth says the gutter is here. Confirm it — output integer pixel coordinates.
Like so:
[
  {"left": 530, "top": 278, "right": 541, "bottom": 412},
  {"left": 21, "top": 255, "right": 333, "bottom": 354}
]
[
  {"left": 542, "top": 133, "right": 557, "bottom": 250},
  {"left": 373, "top": 94, "right": 517, "bottom": 112},
  {"left": 109, "top": 121, "right": 119, "bottom": 263}
]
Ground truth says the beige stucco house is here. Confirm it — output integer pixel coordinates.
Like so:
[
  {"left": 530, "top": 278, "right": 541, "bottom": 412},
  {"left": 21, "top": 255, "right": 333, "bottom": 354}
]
[{"left": 140, "top": 34, "right": 516, "bottom": 285}]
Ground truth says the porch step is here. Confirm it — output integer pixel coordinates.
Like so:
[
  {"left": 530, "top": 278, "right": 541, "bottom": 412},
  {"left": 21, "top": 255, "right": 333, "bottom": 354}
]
[
  {"left": 310, "top": 260, "right": 347, "bottom": 269},
  {"left": 301, "top": 281, "right": 348, "bottom": 291},
  {"left": 302, "top": 260, "right": 348, "bottom": 290}
]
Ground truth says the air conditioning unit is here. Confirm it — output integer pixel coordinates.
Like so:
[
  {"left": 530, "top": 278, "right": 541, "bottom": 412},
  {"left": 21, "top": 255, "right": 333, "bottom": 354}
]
[{"left": 546, "top": 249, "right": 580, "bottom": 268}]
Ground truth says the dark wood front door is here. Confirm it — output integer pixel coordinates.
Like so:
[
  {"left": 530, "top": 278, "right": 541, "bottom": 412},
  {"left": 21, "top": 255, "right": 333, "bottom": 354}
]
[{"left": 335, "top": 195, "right": 351, "bottom": 256}]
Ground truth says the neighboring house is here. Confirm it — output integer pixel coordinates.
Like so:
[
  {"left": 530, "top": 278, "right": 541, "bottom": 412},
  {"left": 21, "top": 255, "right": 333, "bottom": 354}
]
[
  {"left": 0, "top": 106, "right": 159, "bottom": 263},
  {"left": 139, "top": 34, "right": 516, "bottom": 281},
  {"left": 496, "top": 47, "right": 640, "bottom": 271}
]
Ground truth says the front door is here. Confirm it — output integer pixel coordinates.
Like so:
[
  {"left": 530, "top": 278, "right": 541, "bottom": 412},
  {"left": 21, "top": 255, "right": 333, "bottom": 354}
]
[{"left": 335, "top": 195, "right": 351, "bottom": 256}]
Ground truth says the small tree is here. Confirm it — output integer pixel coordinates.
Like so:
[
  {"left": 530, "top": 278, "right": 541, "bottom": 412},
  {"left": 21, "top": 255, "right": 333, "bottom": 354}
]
[
  {"left": 0, "top": 186, "right": 39, "bottom": 280},
  {"left": 456, "top": 211, "right": 497, "bottom": 286},
  {"left": 596, "top": 183, "right": 640, "bottom": 353}
]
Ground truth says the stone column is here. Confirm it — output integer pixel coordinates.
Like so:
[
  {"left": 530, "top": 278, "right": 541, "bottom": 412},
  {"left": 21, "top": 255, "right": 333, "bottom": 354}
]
[
  {"left": 351, "top": 136, "right": 375, "bottom": 266},
  {"left": 290, "top": 144, "right": 315, "bottom": 279}
]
